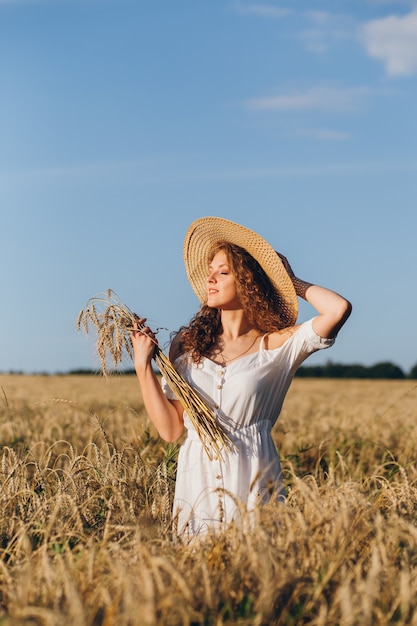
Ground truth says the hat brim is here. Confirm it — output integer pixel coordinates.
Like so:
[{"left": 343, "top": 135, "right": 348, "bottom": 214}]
[{"left": 183, "top": 217, "right": 298, "bottom": 327}]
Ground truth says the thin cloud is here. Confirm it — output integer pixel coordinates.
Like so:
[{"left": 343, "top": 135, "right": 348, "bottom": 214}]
[
  {"left": 366, "top": 1, "right": 416, "bottom": 6},
  {"left": 233, "top": 2, "right": 291, "bottom": 18},
  {"left": 360, "top": 9, "right": 417, "bottom": 76},
  {"left": 170, "top": 160, "right": 417, "bottom": 182},
  {"left": 246, "top": 86, "right": 373, "bottom": 113},
  {"left": 291, "top": 128, "right": 352, "bottom": 141},
  {"left": 1, "top": 158, "right": 417, "bottom": 187},
  {"left": 0, "top": 0, "right": 53, "bottom": 4},
  {"left": 0, "top": 157, "right": 164, "bottom": 189},
  {"left": 0, "top": 0, "right": 114, "bottom": 5},
  {"left": 305, "top": 10, "right": 337, "bottom": 25},
  {"left": 234, "top": 5, "right": 353, "bottom": 55},
  {"left": 299, "top": 10, "right": 355, "bottom": 53}
]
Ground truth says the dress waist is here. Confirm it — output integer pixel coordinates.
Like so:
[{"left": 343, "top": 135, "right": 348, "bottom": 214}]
[{"left": 184, "top": 418, "right": 272, "bottom": 443}]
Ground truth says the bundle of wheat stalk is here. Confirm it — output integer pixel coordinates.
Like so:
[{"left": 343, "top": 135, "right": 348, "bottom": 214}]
[{"left": 77, "top": 290, "right": 235, "bottom": 460}]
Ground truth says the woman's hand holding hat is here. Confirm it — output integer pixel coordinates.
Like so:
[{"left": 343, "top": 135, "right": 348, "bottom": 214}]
[{"left": 276, "top": 252, "right": 313, "bottom": 300}]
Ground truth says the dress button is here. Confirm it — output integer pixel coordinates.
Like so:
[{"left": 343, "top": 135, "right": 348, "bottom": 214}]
[
  {"left": 216, "top": 474, "right": 221, "bottom": 480},
  {"left": 220, "top": 370, "right": 225, "bottom": 376},
  {"left": 215, "top": 404, "right": 219, "bottom": 409},
  {"left": 217, "top": 385, "right": 221, "bottom": 390}
]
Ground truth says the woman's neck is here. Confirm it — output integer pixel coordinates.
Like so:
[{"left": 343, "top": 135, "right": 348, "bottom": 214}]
[{"left": 219, "top": 310, "right": 257, "bottom": 340}]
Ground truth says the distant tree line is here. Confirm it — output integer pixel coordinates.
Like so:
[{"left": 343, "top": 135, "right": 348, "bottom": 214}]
[
  {"left": 3, "top": 362, "right": 417, "bottom": 380},
  {"left": 65, "top": 361, "right": 417, "bottom": 379},
  {"left": 296, "top": 360, "right": 417, "bottom": 380}
]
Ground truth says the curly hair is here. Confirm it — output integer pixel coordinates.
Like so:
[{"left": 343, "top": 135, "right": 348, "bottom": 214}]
[{"left": 175, "top": 241, "right": 289, "bottom": 364}]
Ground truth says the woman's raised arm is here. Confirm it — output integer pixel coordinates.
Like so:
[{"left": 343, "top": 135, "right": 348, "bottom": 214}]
[{"left": 278, "top": 254, "right": 352, "bottom": 339}]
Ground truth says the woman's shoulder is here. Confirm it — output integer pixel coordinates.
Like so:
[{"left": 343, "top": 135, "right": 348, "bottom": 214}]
[
  {"left": 265, "top": 318, "right": 323, "bottom": 350},
  {"left": 265, "top": 324, "right": 301, "bottom": 350}
]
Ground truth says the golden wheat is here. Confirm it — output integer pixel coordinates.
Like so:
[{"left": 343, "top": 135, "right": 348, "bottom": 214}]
[{"left": 1, "top": 376, "right": 417, "bottom": 625}]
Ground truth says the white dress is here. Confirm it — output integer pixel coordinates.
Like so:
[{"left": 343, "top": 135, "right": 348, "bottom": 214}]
[{"left": 161, "top": 318, "right": 335, "bottom": 537}]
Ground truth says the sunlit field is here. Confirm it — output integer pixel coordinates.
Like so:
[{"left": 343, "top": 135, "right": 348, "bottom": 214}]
[{"left": 1, "top": 374, "right": 417, "bottom": 625}]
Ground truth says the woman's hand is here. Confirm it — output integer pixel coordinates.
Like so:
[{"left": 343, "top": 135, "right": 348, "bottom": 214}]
[
  {"left": 131, "top": 318, "right": 158, "bottom": 372},
  {"left": 131, "top": 318, "right": 184, "bottom": 442},
  {"left": 277, "top": 252, "right": 312, "bottom": 299},
  {"left": 276, "top": 252, "right": 295, "bottom": 279}
]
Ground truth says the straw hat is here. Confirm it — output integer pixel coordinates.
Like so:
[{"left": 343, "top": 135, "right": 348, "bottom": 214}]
[{"left": 183, "top": 216, "right": 298, "bottom": 326}]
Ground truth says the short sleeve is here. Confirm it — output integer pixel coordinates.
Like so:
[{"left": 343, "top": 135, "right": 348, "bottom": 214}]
[
  {"left": 160, "top": 375, "right": 178, "bottom": 401},
  {"left": 287, "top": 318, "right": 335, "bottom": 374},
  {"left": 299, "top": 318, "right": 336, "bottom": 350}
]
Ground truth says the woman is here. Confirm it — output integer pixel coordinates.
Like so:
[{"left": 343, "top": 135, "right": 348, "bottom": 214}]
[{"left": 131, "top": 217, "right": 352, "bottom": 538}]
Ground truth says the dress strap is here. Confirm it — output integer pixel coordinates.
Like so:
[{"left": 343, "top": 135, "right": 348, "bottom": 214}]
[{"left": 259, "top": 333, "right": 270, "bottom": 351}]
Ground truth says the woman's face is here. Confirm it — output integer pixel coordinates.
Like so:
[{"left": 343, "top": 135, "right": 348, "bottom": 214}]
[{"left": 206, "top": 250, "right": 242, "bottom": 309}]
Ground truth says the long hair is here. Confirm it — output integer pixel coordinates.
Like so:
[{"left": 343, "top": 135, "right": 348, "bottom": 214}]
[{"left": 177, "top": 241, "right": 288, "bottom": 363}]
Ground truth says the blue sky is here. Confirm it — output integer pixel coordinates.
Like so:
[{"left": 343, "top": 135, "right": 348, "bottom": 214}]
[{"left": 1, "top": 0, "right": 416, "bottom": 374}]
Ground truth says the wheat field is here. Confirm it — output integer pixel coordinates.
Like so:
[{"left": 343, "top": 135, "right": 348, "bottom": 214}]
[{"left": 0, "top": 374, "right": 416, "bottom": 626}]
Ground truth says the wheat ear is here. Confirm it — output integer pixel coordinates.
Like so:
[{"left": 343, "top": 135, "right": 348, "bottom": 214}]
[{"left": 77, "top": 290, "right": 235, "bottom": 460}]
